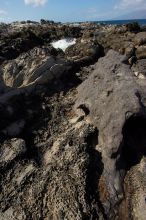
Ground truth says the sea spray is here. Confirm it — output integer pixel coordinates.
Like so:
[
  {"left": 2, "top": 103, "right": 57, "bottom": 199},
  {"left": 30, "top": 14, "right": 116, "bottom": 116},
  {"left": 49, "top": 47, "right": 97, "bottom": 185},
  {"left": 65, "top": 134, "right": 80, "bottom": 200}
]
[{"left": 51, "top": 38, "right": 76, "bottom": 52}]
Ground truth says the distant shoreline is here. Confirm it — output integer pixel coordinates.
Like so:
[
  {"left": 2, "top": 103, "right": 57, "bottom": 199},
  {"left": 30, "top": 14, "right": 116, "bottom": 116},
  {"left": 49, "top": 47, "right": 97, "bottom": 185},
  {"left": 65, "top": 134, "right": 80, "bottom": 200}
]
[
  {"left": 93, "top": 19, "right": 146, "bottom": 26},
  {"left": 67, "top": 19, "right": 146, "bottom": 26},
  {"left": 1, "top": 18, "right": 146, "bottom": 26}
]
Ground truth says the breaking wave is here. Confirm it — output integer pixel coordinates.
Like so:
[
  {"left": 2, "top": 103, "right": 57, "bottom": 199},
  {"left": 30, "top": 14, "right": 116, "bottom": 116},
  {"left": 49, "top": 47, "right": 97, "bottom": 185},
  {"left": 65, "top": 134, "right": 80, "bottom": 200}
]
[{"left": 51, "top": 38, "right": 76, "bottom": 52}]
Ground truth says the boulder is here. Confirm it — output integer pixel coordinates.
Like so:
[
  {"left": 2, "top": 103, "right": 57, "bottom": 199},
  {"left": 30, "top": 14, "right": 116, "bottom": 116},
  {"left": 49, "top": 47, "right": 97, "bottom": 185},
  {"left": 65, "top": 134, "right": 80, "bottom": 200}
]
[
  {"left": 75, "top": 50, "right": 146, "bottom": 219},
  {"left": 132, "top": 59, "right": 146, "bottom": 78},
  {"left": 124, "top": 42, "right": 135, "bottom": 58},
  {"left": 136, "top": 45, "right": 146, "bottom": 59},
  {"left": 135, "top": 32, "right": 146, "bottom": 45},
  {"left": 125, "top": 22, "right": 140, "bottom": 32},
  {"left": 65, "top": 41, "right": 102, "bottom": 66},
  {"left": 1, "top": 47, "right": 73, "bottom": 88}
]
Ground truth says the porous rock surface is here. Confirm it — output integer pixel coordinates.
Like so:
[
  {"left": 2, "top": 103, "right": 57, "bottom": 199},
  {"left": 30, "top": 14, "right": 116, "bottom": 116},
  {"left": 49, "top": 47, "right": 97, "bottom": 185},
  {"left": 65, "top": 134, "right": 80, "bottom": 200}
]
[
  {"left": 134, "top": 32, "right": 146, "bottom": 46},
  {"left": 132, "top": 59, "right": 146, "bottom": 78},
  {"left": 65, "top": 41, "right": 103, "bottom": 66},
  {"left": 0, "top": 22, "right": 82, "bottom": 60},
  {"left": 1, "top": 47, "right": 73, "bottom": 88},
  {"left": 0, "top": 44, "right": 103, "bottom": 219},
  {"left": 0, "top": 23, "right": 146, "bottom": 220},
  {"left": 75, "top": 50, "right": 146, "bottom": 219}
]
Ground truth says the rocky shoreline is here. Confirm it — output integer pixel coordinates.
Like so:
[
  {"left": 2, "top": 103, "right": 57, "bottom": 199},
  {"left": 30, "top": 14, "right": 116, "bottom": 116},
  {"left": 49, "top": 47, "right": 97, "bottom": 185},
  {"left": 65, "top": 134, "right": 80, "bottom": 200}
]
[{"left": 0, "top": 20, "right": 146, "bottom": 219}]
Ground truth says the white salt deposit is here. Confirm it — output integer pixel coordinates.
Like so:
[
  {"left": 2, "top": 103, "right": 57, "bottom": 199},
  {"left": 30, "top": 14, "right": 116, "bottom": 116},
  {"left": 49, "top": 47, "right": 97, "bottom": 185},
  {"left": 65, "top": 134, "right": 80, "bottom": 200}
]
[{"left": 51, "top": 38, "right": 76, "bottom": 52}]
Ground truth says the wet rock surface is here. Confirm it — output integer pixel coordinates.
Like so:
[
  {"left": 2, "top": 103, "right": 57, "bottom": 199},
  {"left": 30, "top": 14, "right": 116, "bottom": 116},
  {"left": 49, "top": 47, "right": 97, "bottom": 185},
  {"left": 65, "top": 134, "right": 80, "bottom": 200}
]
[{"left": 0, "top": 21, "right": 146, "bottom": 219}]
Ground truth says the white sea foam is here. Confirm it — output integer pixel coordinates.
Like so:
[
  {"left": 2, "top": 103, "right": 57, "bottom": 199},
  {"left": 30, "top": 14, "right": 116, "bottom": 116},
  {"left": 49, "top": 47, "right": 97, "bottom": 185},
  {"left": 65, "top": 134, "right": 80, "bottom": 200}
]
[{"left": 51, "top": 38, "right": 76, "bottom": 52}]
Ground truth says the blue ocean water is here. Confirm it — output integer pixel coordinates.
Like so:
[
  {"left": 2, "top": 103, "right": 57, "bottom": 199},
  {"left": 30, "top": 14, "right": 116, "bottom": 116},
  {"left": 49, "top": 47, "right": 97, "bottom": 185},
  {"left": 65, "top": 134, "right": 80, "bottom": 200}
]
[{"left": 94, "top": 19, "right": 146, "bottom": 26}]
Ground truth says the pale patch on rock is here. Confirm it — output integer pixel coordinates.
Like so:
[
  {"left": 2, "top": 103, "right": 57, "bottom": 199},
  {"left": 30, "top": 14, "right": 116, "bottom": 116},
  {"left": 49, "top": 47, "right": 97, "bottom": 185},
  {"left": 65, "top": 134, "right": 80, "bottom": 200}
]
[
  {"left": 0, "top": 207, "right": 26, "bottom": 220},
  {"left": 44, "top": 139, "right": 63, "bottom": 165},
  {"left": 16, "top": 163, "right": 35, "bottom": 185},
  {"left": 0, "top": 138, "right": 26, "bottom": 166}
]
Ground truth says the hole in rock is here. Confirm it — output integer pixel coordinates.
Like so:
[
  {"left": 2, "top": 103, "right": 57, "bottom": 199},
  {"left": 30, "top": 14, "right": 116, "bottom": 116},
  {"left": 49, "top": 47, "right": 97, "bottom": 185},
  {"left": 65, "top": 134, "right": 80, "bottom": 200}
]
[
  {"left": 78, "top": 104, "right": 90, "bottom": 116},
  {"left": 116, "top": 115, "right": 146, "bottom": 170}
]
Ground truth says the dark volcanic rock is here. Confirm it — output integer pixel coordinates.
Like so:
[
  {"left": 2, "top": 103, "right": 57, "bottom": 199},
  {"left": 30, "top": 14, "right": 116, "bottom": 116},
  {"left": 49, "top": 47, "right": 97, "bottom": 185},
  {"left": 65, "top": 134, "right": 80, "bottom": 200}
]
[
  {"left": 0, "top": 30, "right": 43, "bottom": 60},
  {"left": 132, "top": 59, "right": 146, "bottom": 78},
  {"left": 124, "top": 42, "right": 135, "bottom": 58},
  {"left": 1, "top": 47, "right": 73, "bottom": 88},
  {"left": 65, "top": 41, "right": 103, "bottom": 66},
  {"left": 0, "top": 68, "right": 103, "bottom": 219},
  {"left": 0, "top": 21, "right": 146, "bottom": 220},
  {"left": 125, "top": 22, "right": 141, "bottom": 32},
  {"left": 75, "top": 50, "right": 146, "bottom": 219},
  {"left": 134, "top": 32, "right": 146, "bottom": 45},
  {"left": 136, "top": 45, "right": 146, "bottom": 59},
  {"left": 0, "top": 48, "right": 146, "bottom": 220},
  {"left": 0, "top": 23, "right": 82, "bottom": 61}
]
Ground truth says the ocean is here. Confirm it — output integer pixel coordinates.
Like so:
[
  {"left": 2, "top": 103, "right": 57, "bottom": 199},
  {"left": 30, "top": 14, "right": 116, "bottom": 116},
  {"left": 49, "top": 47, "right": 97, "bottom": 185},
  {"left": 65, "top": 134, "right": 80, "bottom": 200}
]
[{"left": 94, "top": 19, "right": 146, "bottom": 26}]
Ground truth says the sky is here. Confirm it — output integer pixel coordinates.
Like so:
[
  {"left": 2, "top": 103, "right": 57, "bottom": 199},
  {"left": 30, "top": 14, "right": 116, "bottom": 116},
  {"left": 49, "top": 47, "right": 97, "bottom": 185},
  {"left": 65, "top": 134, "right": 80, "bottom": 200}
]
[{"left": 0, "top": 0, "right": 146, "bottom": 23}]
